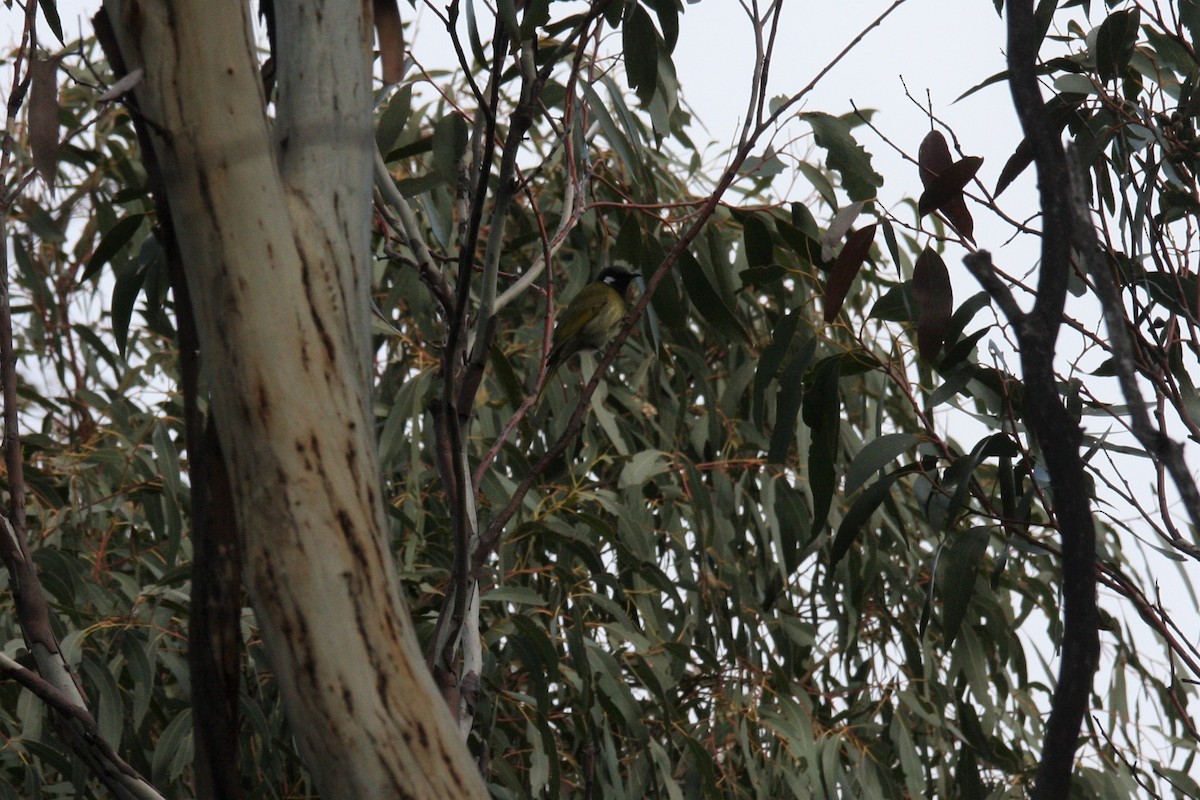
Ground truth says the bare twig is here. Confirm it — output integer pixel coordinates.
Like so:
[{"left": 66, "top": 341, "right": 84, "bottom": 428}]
[{"left": 374, "top": 147, "right": 454, "bottom": 311}]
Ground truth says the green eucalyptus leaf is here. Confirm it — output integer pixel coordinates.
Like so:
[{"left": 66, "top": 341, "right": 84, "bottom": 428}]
[
  {"left": 623, "top": 4, "right": 659, "bottom": 104},
  {"left": 941, "top": 526, "right": 990, "bottom": 647},
  {"left": 679, "top": 250, "right": 751, "bottom": 344},
  {"left": 799, "top": 112, "right": 884, "bottom": 201},
  {"left": 846, "top": 433, "right": 922, "bottom": 495}
]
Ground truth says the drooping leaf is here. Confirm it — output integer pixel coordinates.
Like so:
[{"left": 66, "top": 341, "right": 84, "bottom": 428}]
[
  {"left": 918, "top": 156, "right": 983, "bottom": 218},
  {"left": 918, "top": 130, "right": 953, "bottom": 187},
  {"left": 29, "top": 56, "right": 61, "bottom": 186},
  {"left": 36, "top": 0, "right": 65, "bottom": 42},
  {"left": 795, "top": 160, "right": 838, "bottom": 208},
  {"left": 831, "top": 466, "right": 918, "bottom": 568},
  {"left": 740, "top": 146, "right": 786, "bottom": 181},
  {"left": 1095, "top": 8, "right": 1141, "bottom": 83},
  {"left": 99, "top": 68, "right": 145, "bottom": 102},
  {"left": 619, "top": 450, "right": 672, "bottom": 488},
  {"left": 917, "top": 131, "right": 981, "bottom": 242},
  {"left": 431, "top": 113, "right": 469, "bottom": 180},
  {"left": 580, "top": 78, "right": 640, "bottom": 175},
  {"left": 800, "top": 112, "right": 884, "bottom": 201},
  {"left": 111, "top": 258, "right": 149, "bottom": 359},
  {"left": 374, "top": 0, "right": 406, "bottom": 84},
  {"left": 150, "top": 708, "right": 193, "bottom": 787},
  {"left": 912, "top": 246, "right": 954, "bottom": 359},
  {"left": 72, "top": 324, "right": 122, "bottom": 375},
  {"left": 846, "top": 433, "right": 922, "bottom": 494},
  {"left": 939, "top": 328, "right": 989, "bottom": 371},
  {"left": 870, "top": 282, "right": 917, "bottom": 322},
  {"left": 943, "top": 434, "right": 1020, "bottom": 531},
  {"left": 804, "top": 355, "right": 843, "bottom": 537},
  {"left": 753, "top": 310, "right": 800, "bottom": 429},
  {"left": 953, "top": 55, "right": 1084, "bottom": 103},
  {"left": 496, "top": 0, "right": 521, "bottom": 40},
  {"left": 518, "top": 0, "right": 551, "bottom": 39},
  {"left": 742, "top": 213, "right": 774, "bottom": 267},
  {"left": 821, "top": 201, "right": 865, "bottom": 262},
  {"left": 823, "top": 224, "right": 877, "bottom": 323},
  {"left": 644, "top": 0, "right": 679, "bottom": 51},
  {"left": 881, "top": 218, "right": 902, "bottom": 273},
  {"left": 994, "top": 93, "right": 1086, "bottom": 196},
  {"left": 942, "top": 291, "right": 993, "bottom": 349},
  {"left": 646, "top": 261, "right": 687, "bottom": 331},
  {"left": 623, "top": 4, "right": 659, "bottom": 104},
  {"left": 954, "top": 742, "right": 989, "bottom": 799},
  {"left": 766, "top": 337, "right": 815, "bottom": 464},
  {"left": 774, "top": 479, "right": 811, "bottom": 573},
  {"left": 1033, "top": 0, "right": 1059, "bottom": 53},
  {"left": 384, "top": 133, "right": 431, "bottom": 163},
  {"left": 740, "top": 265, "right": 787, "bottom": 287},
  {"left": 776, "top": 218, "right": 823, "bottom": 267},
  {"left": 941, "top": 526, "right": 990, "bottom": 647},
  {"left": 375, "top": 85, "right": 413, "bottom": 154},
  {"left": 84, "top": 214, "right": 146, "bottom": 282},
  {"left": 679, "top": 250, "right": 751, "bottom": 344}
]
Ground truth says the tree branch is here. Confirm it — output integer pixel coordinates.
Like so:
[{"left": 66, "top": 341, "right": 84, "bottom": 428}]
[
  {"left": 1064, "top": 150, "right": 1200, "bottom": 561},
  {"left": 998, "top": 3, "right": 1099, "bottom": 796}
]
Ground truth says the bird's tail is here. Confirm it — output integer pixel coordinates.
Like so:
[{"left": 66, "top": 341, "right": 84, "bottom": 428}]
[{"left": 534, "top": 361, "right": 561, "bottom": 407}]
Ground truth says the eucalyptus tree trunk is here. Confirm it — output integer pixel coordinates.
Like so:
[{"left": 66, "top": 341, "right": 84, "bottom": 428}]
[{"left": 100, "top": 1, "right": 485, "bottom": 796}]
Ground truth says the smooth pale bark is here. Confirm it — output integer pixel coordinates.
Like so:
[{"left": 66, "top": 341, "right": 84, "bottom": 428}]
[{"left": 101, "top": 1, "right": 486, "bottom": 796}]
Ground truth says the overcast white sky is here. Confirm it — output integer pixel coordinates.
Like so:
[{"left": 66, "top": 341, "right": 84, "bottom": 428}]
[
  {"left": 16, "top": 0, "right": 1024, "bottom": 247},
  {"left": 403, "top": 1, "right": 1025, "bottom": 248}
]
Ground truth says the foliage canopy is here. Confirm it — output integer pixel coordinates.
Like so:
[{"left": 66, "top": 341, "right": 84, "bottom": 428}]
[{"left": 1, "top": 1, "right": 1199, "bottom": 797}]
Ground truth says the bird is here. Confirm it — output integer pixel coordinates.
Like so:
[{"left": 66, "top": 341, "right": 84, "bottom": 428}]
[{"left": 536, "top": 266, "right": 640, "bottom": 401}]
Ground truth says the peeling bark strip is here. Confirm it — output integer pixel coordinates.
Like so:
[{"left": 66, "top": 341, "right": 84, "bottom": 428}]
[{"left": 101, "top": 0, "right": 486, "bottom": 796}]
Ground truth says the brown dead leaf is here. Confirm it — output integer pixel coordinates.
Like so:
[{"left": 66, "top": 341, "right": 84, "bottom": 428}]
[
  {"left": 30, "top": 55, "right": 61, "bottom": 187},
  {"left": 912, "top": 246, "right": 953, "bottom": 359},
  {"left": 823, "top": 223, "right": 878, "bottom": 323},
  {"left": 375, "top": 0, "right": 406, "bottom": 85}
]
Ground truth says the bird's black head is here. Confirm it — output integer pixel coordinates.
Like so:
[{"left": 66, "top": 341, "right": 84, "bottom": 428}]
[{"left": 597, "top": 266, "right": 640, "bottom": 294}]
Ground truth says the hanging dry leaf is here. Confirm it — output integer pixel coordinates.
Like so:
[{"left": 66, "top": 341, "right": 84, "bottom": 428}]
[
  {"left": 918, "top": 130, "right": 953, "bottom": 187},
  {"left": 30, "top": 55, "right": 61, "bottom": 187},
  {"left": 823, "top": 223, "right": 877, "bottom": 323},
  {"left": 912, "top": 245, "right": 953, "bottom": 359},
  {"left": 917, "top": 130, "right": 980, "bottom": 243},
  {"left": 374, "top": 0, "right": 406, "bottom": 85}
]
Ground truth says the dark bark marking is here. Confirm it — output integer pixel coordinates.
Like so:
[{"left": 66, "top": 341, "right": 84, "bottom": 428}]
[
  {"left": 236, "top": 397, "right": 253, "bottom": 425},
  {"left": 415, "top": 720, "right": 428, "bottom": 749},
  {"left": 335, "top": 508, "right": 356, "bottom": 541},
  {"left": 255, "top": 382, "right": 271, "bottom": 423},
  {"left": 296, "top": 250, "right": 337, "bottom": 366}
]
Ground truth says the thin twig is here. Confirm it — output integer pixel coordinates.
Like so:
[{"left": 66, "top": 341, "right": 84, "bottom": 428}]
[{"left": 1066, "top": 149, "right": 1200, "bottom": 559}]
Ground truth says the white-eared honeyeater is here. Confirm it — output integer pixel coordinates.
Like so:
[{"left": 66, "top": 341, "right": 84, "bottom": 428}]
[{"left": 538, "top": 266, "right": 640, "bottom": 399}]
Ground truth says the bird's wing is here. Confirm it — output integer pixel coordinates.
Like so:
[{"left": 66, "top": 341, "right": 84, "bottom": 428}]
[{"left": 551, "top": 291, "right": 612, "bottom": 344}]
